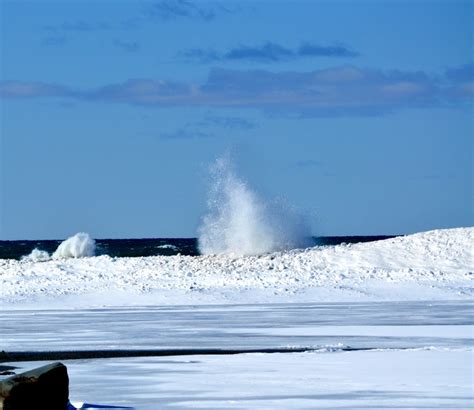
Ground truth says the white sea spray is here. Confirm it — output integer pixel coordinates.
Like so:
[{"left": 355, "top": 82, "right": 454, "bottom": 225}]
[
  {"left": 198, "top": 157, "right": 312, "bottom": 255},
  {"left": 21, "top": 248, "right": 51, "bottom": 262},
  {"left": 52, "top": 232, "right": 96, "bottom": 259}
]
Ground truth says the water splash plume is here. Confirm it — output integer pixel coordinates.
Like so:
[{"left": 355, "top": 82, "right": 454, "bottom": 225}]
[
  {"left": 52, "top": 232, "right": 96, "bottom": 259},
  {"left": 198, "top": 157, "right": 312, "bottom": 255},
  {"left": 21, "top": 232, "right": 96, "bottom": 261},
  {"left": 21, "top": 248, "right": 51, "bottom": 262}
]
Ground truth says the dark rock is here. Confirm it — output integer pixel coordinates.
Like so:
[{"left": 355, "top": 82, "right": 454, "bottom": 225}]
[
  {"left": 0, "top": 362, "right": 69, "bottom": 410},
  {"left": 0, "top": 366, "right": 16, "bottom": 373}
]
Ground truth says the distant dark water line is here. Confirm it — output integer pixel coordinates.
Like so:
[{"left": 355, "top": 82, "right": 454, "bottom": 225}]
[
  {"left": 0, "top": 236, "right": 396, "bottom": 260},
  {"left": 0, "top": 345, "right": 410, "bottom": 363}
]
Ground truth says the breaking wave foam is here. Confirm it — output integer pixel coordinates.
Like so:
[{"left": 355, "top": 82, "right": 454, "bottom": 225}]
[
  {"left": 22, "top": 232, "right": 96, "bottom": 261},
  {"left": 21, "top": 248, "right": 51, "bottom": 262},
  {"left": 198, "top": 157, "right": 312, "bottom": 255},
  {"left": 52, "top": 232, "right": 96, "bottom": 259}
]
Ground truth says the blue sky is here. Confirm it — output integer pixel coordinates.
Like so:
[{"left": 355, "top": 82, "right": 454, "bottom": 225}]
[{"left": 1, "top": 0, "right": 472, "bottom": 239}]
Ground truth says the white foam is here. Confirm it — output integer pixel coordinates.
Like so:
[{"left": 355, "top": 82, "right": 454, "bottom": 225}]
[
  {"left": 198, "top": 157, "right": 312, "bottom": 255},
  {"left": 52, "top": 232, "right": 96, "bottom": 259},
  {"left": 157, "top": 244, "right": 179, "bottom": 251},
  {"left": 21, "top": 248, "right": 51, "bottom": 262}
]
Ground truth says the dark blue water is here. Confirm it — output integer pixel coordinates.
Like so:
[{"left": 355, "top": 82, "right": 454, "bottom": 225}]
[{"left": 0, "top": 236, "right": 395, "bottom": 260}]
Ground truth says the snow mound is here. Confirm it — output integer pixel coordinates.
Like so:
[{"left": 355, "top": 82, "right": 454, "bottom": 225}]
[{"left": 1, "top": 228, "right": 472, "bottom": 308}]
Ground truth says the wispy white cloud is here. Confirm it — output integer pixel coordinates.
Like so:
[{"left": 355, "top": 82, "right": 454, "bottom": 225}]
[
  {"left": 182, "top": 42, "right": 358, "bottom": 63},
  {"left": 160, "top": 114, "right": 255, "bottom": 140},
  {"left": 86, "top": 79, "right": 193, "bottom": 104},
  {"left": 2, "top": 64, "right": 472, "bottom": 117},
  {"left": 0, "top": 81, "right": 72, "bottom": 98},
  {"left": 143, "top": 0, "right": 239, "bottom": 21},
  {"left": 198, "top": 115, "right": 257, "bottom": 130},
  {"left": 39, "top": 1, "right": 242, "bottom": 48},
  {"left": 443, "top": 63, "right": 474, "bottom": 100}
]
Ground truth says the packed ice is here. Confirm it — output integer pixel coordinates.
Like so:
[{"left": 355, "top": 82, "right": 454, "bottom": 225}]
[{"left": 1, "top": 227, "right": 472, "bottom": 308}]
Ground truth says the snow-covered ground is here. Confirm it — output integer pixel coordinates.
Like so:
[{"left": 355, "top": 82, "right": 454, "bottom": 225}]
[
  {"left": 0, "top": 228, "right": 472, "bottom": 308},
  {"left": 8, "top": 349, "right": 471, "bottom": 409},
  {"left": 1, "top": 228, "right": 472, "bottom": 409}
]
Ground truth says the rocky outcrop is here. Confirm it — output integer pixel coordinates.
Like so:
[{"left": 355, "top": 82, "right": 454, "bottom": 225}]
[{"left": 0, "top": 362, "right": 69, "bottom": 410}]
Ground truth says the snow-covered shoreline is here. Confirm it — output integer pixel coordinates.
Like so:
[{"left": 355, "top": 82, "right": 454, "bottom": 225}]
[{"left": 1, "top": 227, "right": 472, "bottom": 308}]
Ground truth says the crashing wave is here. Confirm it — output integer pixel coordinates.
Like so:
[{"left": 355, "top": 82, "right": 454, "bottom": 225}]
[
  {"left": 52, "top": 232, "right": 96, "bottom": 259},
  {"left": 21, "top": 233, "right": 96, "bottom": 261},
  {"left": 198, "top": 157, "right": 313, "bottom": 255},
  {"left": 21, "top": 248, "right": 51, "bottom": 262}
]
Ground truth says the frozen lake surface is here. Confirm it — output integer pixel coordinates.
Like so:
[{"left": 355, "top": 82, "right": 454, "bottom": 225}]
[{"left": 2, "top": 301, "right": 473, "bottom": 409}]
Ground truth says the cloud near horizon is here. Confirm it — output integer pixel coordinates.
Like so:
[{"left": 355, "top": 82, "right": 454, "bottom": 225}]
[
  {"left": 1, "top": 64, "right": 473, "bottom": 117},
  {"left": 0, "top": 81, "right": 72, "bottom": 98},
  {"left": 182, "top": 42, "right": 359, "bottom": 63}
]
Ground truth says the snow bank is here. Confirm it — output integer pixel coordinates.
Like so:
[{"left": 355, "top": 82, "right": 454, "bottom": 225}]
[{"left": 1, "top": 228, "right": 472, "bottom": 308}]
